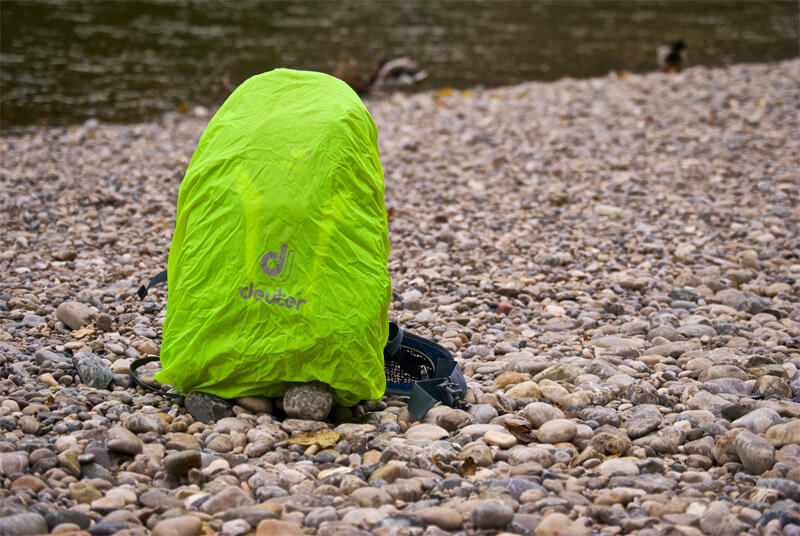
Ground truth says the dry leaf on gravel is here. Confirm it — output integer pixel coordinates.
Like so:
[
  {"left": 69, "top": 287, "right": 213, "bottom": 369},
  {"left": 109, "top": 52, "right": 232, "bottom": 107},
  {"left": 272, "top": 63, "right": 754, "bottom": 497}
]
[
  {"left": 459, "top": 456, "right": 477, "bottom": 476},
  {"left": 289, "top": 430, "right": 340, "bottom": 448},
  {"left": 506, "top": 422, "right": 536, "bottom": 444},
  {"left": 71, "top": 327, "right": 96, "bottom": 339}
]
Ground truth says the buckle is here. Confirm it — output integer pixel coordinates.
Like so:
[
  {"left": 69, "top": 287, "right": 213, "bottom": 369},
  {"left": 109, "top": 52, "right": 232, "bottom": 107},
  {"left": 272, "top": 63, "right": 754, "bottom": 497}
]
[{"left": 436, "top": 377, "right": 465, "bottom": 407}]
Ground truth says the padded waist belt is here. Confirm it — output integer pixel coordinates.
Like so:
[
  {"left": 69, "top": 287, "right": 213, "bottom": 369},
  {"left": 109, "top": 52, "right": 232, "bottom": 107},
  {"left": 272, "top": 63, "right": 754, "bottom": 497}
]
[{"left": 383, "top": 322, "right": 467, "bottom": 419}]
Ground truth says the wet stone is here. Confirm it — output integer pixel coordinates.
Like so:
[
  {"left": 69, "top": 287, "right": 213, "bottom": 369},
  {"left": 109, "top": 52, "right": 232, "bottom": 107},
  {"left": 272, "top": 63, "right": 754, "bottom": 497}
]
[
  {"left": 414, "top": 506, "right": 463, "bottom": 530},
  {"left": 626, "top": 380, "right": 659, "bottom": 405},
  {"left": 0, "top": 451, "right": 29, "bottom": 476},
  {"left": 151, "top": 515, "right": 203, "bottom": 536},
  {"left": 124, "top": 413, "right": 163, "bottom": 434},
  {"left": 282, "top": 382, "right": 334, "bottom": 421},
  {"left": 471, "top": 501, "right": 514, "bottom": 529},
  {"left": 10, "top": 475, "right": 46, "bottom": 492},
  {"left": 765, "top": 421, "right": 800, "bottom": 447},
  {"left": 74, "top": 352, "right": 113, "bottom": 389},
  {"left": 581, "top": 407, "right": 620, "bottom": 427},
  {"left": 45, "top": 510, "right": 92, "bottom": 530},
  {"left": 81, "top": 462, "right": 116, "bottom": 485},
  {"left": 533, "top": 363, "right": 582, "bottom": 383},
  {"left": 70, "top": 481, "right": 103, "bottom": 503},
  {"left": 107, "top": 425, "right": 143, "bottom": 455},
  {"left": 95, "top": 313, "right": 114, "bottom": 332},
  {"left": 537, "top": 418, "right": 577, "bottom": 443},
  {"left": 184, "top": 392, "right": 234, "bottom": 424},
  {"left": 488, "top": 477, "right": 545, "bottom": 501},
  {"left": 459, "top": 441, "right": 493, "bottom": 466},
  {"left": 597, "top": 458, "right": 640, "bottom": 477},
  {"left": 164, "top": 450, "right": 201, "bottom": 475},
  {"left": 731, "top": 408, "right": 782, "bottom": 434},
  {"left": 734, "top": 431, "right": 775, "bottom": 475},
  {"left": 139, "top": 489, "right": 184, "bottom": 509},
  {"left": 0, "top": 513, "right": 48, "bottom": 536},
  {"left": 201, "top": 486, "right": 254, "bottom": 514},
  {"left": 435, "top": 408, "right": 472, "bottom": 431},
  {"left": 34, "top": 349, "right": 70, "bottom": 365},
  {"left": 470, "top": 404, "right": 499, "bottom": 424},
  {"left": 405, "top": 423, "right": 449, "bottom": 440},
  {"left": 523, "top": 402, "right": 565, "bottom": 427},
  {"left": 304, "top": 506, "right": 338, "bottom": 528},
  {"left": 89, "top": 521, "right": 137, "bottom": 535},
  {"left": 56, "top": 301, "right": 94, "bottom": 330},
  {"left": 235, "top": 396, "right": 273, "bottom": 414}
]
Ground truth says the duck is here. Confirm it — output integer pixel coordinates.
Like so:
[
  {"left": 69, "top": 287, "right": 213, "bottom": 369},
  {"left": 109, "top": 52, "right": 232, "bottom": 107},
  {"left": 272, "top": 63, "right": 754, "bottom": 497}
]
[
  {"left": 370, "top": 57, "right": 428, "bottom": 90},
  {"left": 657, "top": 39, "right": 687, "bottom": 73},
  {"left": 333, "top": 55, "right": 428, "bottom": 94}
]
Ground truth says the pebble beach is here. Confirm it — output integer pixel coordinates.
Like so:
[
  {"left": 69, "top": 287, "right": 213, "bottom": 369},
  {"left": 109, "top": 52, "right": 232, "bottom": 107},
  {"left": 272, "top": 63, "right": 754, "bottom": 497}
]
[{"left": 1, "top": 59, "right": 799, "bottom": 536}]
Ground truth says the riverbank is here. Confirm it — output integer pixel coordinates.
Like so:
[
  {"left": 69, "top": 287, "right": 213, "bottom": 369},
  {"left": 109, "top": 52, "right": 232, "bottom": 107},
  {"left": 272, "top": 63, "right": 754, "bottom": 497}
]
[
  {"left": 1, "top": 59, "right": 799, "bottom": 535},
  {"left": 4, "top": 1, "right": 798, "bottom": 129}
]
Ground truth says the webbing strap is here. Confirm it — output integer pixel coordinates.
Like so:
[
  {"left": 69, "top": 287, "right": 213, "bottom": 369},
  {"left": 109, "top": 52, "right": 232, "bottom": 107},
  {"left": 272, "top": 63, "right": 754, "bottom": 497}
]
[
  {"left": 384, "top": 322, "right": 403, "bottom": 362},
  {"left": 137, "top": 270, "right": 167, "bottom": 300},
  {"left": 129, "top": 355, "right": 182, "bottom": 398}
]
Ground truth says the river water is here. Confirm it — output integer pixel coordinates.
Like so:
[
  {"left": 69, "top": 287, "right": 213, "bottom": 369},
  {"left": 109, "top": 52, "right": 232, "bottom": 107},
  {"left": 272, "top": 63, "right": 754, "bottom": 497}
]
[{"left": 1, "top": 0, "right": 797, "bottom": 129}]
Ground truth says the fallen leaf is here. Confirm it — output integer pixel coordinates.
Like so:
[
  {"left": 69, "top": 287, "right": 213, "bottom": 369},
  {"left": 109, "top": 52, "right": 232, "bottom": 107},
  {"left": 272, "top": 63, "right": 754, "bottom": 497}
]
[
  {"left": 459, "top": 456, "right": 477, "bottom": 477},
  {"left": 289, "top": 430, "right": 340, "bottom": 448},
  {"left": 436, "top": 87, "right": 454, "bottom": 97},
  {"left": 505, "top": 422, "right": 536, "bottom": 444},
  {"left": 71, "top": 327, "right": 96, "bottom": 339}
]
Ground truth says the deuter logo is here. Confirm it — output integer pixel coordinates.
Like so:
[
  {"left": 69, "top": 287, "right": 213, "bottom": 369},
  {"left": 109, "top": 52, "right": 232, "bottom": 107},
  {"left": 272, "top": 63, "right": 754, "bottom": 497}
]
[
  {"left": 240, "top": 242, "right": 306, "bottom": 312},
  {"left": 260, "top": 243, "right": 294, "bottom": 283}
]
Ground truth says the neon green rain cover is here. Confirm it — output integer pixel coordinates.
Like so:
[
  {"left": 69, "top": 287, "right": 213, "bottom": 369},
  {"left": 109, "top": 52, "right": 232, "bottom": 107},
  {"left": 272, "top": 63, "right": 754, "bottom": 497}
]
[{"left": 155, "top": 69, "right": 391, "bottom": 406}]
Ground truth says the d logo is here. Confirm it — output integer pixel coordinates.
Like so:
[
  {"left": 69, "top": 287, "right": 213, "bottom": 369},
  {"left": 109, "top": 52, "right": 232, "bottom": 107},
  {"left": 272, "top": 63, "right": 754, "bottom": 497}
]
[{"left": 261, "top": 244, "right": 294, "bottom": 283}]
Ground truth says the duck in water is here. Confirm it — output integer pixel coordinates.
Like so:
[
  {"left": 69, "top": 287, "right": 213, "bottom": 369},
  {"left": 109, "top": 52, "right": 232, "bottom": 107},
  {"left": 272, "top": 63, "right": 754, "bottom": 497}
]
[
  {"left": 333, "top": 55, "right": 428, "bottom": 94},
  {"left": 657, "top": 40, "right": 687, "bottom": 73}
]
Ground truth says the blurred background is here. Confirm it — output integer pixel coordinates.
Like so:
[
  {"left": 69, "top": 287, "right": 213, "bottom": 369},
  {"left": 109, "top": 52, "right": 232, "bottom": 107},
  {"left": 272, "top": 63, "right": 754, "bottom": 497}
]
[{"left": 1, "top": 0, "right": 798, "bottom": 130}]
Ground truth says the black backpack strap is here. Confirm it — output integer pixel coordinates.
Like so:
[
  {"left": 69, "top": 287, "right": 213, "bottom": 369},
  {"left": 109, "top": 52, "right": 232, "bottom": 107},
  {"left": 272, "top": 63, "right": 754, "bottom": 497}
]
[
  {"left": 129, "top": 356, "right": 182, "bottom": 398},
  {"left": 138, "top": 270, "right": 167, "bottom": 300}
]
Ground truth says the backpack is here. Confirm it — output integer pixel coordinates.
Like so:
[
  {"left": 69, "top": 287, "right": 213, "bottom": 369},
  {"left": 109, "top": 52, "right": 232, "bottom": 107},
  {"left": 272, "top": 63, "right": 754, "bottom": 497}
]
[
  {"left": 152, "top": 69, "right": 390, "bottom": 406},
  {"left": 136, "top": 69, "right": 465, "bottom": 417}
]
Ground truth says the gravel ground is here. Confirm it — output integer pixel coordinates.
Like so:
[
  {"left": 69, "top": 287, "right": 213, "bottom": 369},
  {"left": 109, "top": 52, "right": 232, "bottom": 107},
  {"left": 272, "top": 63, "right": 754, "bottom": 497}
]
[{"left": 1, "top": 59, "right": 799, "bottom": 536}]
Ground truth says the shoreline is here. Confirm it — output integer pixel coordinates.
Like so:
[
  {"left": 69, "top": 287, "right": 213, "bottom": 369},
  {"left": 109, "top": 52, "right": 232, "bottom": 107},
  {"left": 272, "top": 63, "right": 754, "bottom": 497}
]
[
  {"left": 1, "top": 59, "right": 799, "bottom": 535},
  {"left": 2, "top": 57, "right": 798, "bottom": 138}
]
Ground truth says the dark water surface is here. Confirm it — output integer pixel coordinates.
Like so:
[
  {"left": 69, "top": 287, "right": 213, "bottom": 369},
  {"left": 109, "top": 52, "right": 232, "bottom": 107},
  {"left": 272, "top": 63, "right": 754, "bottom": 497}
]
[{"left": 1, "top": 0, "right": 798, "bottom": 129}]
